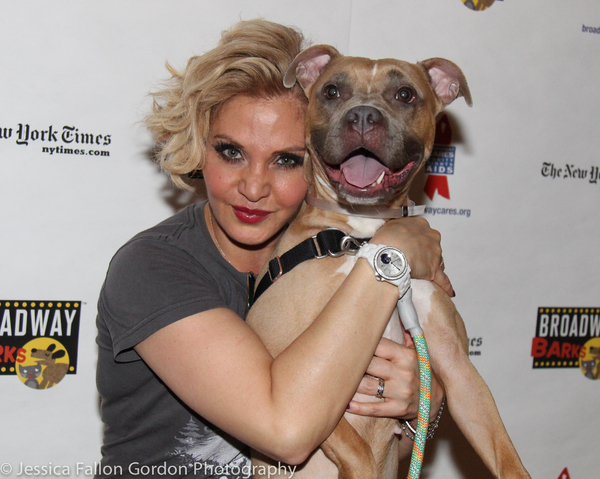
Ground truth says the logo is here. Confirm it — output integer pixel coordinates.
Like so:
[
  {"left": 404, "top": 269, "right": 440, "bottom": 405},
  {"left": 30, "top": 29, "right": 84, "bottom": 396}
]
[
  {"left": 541, "top": 162, "right": 600, "bottom": 184},
  {"left": 422, "top": 115, "right": 473, "bottom": 219},
  {"left": 0, "top": 301, "right": 81, "bottom": 389},
  {"left": 0, "top": 122, "right": 111, "bottom": 158},
  {"left": 580, "top": 337, "right": 600, "bottom": 380},
  {"left": 424, "top": 115, "right": 455, "bottom": 200},
  {"left": 531, "top": 307, "right": 600, "bottom": 379},
  {"left": 460, "top": 0, "right": 497, "bottom": 11},
  {"left": 582, "top": 24, "right": 600, "bottom": 35},
  {"left": 469, "top": 337, "right": 483, "bottom": 356},
  {"left": 558, "top": 467, "right": 571, "bottom": 479}
]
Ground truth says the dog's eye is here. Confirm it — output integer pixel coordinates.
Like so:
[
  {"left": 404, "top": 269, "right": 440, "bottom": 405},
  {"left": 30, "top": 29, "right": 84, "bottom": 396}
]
[
  {"left": 323, "top": 84, "right": 340, "bottom": 100},
  {"left": 395, "top": 87, "right": 415, "bottom": 103}
]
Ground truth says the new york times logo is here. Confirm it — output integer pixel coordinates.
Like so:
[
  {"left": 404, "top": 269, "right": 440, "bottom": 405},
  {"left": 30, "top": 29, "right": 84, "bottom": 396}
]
[{"left": 0, "top": 123, "right": 111, "bottom": 157}]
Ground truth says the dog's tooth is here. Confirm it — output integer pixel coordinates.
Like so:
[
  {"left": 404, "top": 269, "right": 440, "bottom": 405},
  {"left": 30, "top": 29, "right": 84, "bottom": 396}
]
[{"left": 376, "top": 171, "right": 385, "bottom": 185}]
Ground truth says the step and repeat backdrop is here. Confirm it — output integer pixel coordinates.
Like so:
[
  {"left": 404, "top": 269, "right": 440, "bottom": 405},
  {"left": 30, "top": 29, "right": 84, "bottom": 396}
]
[{"left": 1, "top": 1, "right": 598, "bottom": 478}]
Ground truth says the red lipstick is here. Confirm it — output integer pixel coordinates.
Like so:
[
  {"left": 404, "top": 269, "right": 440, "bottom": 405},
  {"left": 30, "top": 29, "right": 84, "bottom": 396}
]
[{"left": 232, "top": 205, "right": 271, "bottom": 224}]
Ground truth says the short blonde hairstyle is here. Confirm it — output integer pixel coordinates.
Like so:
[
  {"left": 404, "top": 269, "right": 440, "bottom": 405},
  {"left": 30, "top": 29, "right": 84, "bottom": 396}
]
[{"left": 146, "top": 19, "right": 308, "bottom": 190}]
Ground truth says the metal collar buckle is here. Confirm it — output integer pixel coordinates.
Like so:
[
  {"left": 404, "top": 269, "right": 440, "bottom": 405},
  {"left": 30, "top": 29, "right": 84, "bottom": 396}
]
[
  {"left": 268, "top": 256, "right": 284, "bottom": 283},
  {"left": 331, "top": 235, "right": 365, "bottom": 257}
]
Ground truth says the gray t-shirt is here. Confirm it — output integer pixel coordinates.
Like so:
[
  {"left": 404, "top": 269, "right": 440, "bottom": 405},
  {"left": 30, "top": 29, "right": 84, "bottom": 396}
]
[{"left": 96, "top": 201, "right": 252, "bottom": 478}]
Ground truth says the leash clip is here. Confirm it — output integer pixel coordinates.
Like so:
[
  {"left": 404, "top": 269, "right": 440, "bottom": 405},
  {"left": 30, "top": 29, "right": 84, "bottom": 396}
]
[
  {"left": 312, "top": 229, "right": 366, "bottom": 258},
  {"left": 311, "top": 228, "right": 347, "bottom": 258},
  {"left": 330, "top": 235, "right": 366, "bottom": 257}
]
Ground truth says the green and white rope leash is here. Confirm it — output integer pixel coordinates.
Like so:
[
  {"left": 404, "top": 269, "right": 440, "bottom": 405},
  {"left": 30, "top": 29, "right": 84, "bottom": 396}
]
[
  {"left": 397, "top": 289, "right": 432, "bottom": 479},
  {"left": 408, "top": 333, "right": 431, "bottom": 478}
]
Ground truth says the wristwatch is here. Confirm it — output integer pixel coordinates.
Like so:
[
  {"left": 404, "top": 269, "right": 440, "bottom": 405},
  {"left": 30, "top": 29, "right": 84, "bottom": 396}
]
[
  {"left": 355, "top": 244, "right": 411, "bottom": 296},
  {"left": 356, "top": 243, "right": 422, "bottom": 336}
]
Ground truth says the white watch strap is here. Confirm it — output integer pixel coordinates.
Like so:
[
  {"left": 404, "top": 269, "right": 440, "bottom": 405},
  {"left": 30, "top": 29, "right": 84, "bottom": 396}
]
[{"left": 355, "top": 243, "right": 381, "bottom": 262}]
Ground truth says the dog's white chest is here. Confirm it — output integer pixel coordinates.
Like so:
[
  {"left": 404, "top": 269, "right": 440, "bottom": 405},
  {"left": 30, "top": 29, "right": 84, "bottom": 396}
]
[{"left": 346, "top": 216, "right": 385, "bottom": 238}]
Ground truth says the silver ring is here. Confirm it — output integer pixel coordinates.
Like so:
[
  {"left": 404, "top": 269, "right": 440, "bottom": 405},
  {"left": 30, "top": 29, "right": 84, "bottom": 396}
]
[{"left": 376, "top": 378, "right": 385, "bottom": 399}]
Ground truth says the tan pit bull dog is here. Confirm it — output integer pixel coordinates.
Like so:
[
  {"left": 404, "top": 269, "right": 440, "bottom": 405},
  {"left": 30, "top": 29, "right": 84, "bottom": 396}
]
[{"left": 247, "top": 45, "right": 530, "bottom": 479}]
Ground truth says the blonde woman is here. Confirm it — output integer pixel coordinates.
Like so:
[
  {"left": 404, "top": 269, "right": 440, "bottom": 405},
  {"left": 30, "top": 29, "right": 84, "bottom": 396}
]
[{"left": 96, "top": 19, "right": 449, "bottom": 478}]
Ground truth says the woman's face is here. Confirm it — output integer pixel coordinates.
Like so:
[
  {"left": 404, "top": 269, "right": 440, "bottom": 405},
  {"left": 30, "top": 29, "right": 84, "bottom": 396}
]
[{"left": 203, "top": 94, "right": 309, "bottom": 249}]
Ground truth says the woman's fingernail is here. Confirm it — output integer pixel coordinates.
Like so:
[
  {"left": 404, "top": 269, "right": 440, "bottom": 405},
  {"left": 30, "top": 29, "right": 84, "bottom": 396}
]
[
  {"left": 451, "top": 289, "right": 456, "bottom": 297},
  {"left": 346, "top": 403, "right": 351, "bottom": 410}
]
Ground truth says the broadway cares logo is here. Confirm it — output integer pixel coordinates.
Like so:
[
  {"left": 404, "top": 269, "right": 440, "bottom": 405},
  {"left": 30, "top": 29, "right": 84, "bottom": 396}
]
[
  {"left": 531, "top": 307, "right": 600, "bottom": 379},
  {"left": 422, "top": 115, "right": 473, "bottom": 219},
  {"left": 0, "top": 301, "right": 81, "bottom": 389},
  {"left": 424, "top": 115, "right": 455, "bottom": 200},
  {"left": 0, "top": 122, "right": 111, "bottom": 157}
]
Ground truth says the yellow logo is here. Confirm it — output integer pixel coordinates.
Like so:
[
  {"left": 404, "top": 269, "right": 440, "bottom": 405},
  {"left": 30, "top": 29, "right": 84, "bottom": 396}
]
[
  {"left": 16, "top": 338, "right": 71, "bottom": 389},
  {"left": 579, "top": 337, "right": 600, "bottom": 380},
  {"left": 461, "top": 0, "right": 496, "bottom": 11}
]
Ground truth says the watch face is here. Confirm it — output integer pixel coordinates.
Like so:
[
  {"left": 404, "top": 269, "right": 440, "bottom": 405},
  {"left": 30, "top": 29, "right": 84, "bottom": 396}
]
[{"left": 375, "top": 247, "right": 408, "bottom": 280}]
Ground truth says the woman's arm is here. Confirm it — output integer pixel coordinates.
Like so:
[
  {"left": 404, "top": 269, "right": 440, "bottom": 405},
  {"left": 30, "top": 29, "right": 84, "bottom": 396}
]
[{"left": 135, "top": 217, "right": 446, "bottom": 464}]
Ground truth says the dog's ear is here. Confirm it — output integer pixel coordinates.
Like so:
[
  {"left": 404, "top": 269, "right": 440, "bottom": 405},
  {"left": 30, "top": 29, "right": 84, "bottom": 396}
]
[
  {"left": 284, "top": 44, "right": 340, "bottom": 93},
  {"left": 52, "top": 349, "right": 66, "bottom": 360},
  {"left": 419, "top": 58, "right": 473, "bottom": 108}
]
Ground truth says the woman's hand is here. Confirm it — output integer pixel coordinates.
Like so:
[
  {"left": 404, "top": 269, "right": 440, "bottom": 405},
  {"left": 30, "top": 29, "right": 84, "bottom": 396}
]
[
  {"left": 346, "top": 336, "right": 445, "bottom": 424},
  {"left": 370, "top": 217, "right": 453, "bottom": 297}
]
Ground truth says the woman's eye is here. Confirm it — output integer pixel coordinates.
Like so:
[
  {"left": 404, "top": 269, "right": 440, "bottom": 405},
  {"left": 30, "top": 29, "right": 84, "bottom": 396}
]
[
  {"left": 395, "top": 87, "right": 415, "bottom": 103},
  {"left": 323, "top": 84, "right": 340, "bottom": 100},
  {"left": 214, "top": 143, "right": 242, "bottom": 161},
  {"left": 276, "top": 154, "right": 304, "bottom": 168}
]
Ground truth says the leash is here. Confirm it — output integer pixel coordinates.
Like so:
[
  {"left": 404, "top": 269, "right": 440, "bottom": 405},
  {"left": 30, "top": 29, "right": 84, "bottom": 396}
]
[
  {"left": 252, "top": 197, "right": 432, "bottom": 478},
  {"left": 396, "top": 290, "right": 431, "bottom": 479},
  {"left": 253, "top": 197, "right": 424, "bottom": 303},
  {"left": 253, "top": 229, "right": 369, "bottom": 302}
]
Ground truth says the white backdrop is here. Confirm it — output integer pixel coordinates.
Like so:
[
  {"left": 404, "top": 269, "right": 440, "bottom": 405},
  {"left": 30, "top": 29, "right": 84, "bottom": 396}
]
[{"left": 1, "top": 1, "right": 598, "bottom": 478}]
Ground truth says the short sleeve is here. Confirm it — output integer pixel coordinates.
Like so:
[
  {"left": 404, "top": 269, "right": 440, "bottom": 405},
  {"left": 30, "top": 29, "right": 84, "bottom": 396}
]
[{"left": 97, "top": 237, "right": 229, "bottom": 362}]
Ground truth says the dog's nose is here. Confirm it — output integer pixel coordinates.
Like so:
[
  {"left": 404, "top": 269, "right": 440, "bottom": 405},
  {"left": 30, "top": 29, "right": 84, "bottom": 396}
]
[{"left": 345, "top": 106, "right": 382, "bottom": 134}]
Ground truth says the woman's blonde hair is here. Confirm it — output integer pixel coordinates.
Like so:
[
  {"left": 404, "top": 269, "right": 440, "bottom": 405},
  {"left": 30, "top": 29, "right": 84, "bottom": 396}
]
[{"left": 146, "top": 19, "right": 307, "bottom": 190}]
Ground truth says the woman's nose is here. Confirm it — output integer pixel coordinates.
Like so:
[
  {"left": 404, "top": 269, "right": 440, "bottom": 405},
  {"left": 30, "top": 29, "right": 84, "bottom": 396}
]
[{"left": 238, "top": 165, "right": 271, "bottom": 202}]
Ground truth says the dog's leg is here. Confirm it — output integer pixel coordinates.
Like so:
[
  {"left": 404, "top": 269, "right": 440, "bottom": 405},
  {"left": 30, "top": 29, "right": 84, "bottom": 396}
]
[
  {"left": 413, "top": 280, "right": 531, "bottom": 479},
  {"left": 320, "top": 417, "right": 377, "bottom": 479}
]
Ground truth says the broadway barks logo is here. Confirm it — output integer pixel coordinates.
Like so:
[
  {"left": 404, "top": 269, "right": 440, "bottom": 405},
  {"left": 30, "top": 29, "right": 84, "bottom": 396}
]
[
  {"left": 0, "top": 301, "right": 81, "bottom": 389},
  {"left": 531, "top": 307, "right": 600, "bottom": 379}
]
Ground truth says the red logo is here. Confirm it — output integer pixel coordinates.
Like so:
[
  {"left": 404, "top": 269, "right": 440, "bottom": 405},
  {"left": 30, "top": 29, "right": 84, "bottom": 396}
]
[
  {"left": 424, "top": 115, "right": 454, "bottom": 200},
  {"left": 557, "top": 467, "right": 571, "bottom": 479}
]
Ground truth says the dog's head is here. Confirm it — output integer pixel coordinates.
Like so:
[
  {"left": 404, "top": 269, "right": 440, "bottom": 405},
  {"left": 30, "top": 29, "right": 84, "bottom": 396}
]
[{"left": 285, "top": 45, "right": 472, "bottom": 206}]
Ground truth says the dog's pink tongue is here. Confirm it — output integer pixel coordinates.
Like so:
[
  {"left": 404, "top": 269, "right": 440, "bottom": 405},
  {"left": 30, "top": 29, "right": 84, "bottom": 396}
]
[{"left": 340, "top": 155, "right": 388, "bottom": 188}]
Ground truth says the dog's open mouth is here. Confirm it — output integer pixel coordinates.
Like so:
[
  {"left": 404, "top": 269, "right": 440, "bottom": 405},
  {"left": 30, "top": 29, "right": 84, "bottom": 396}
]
[{"left": 324, "top": 148, "right": 415, "bottom": 198}]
